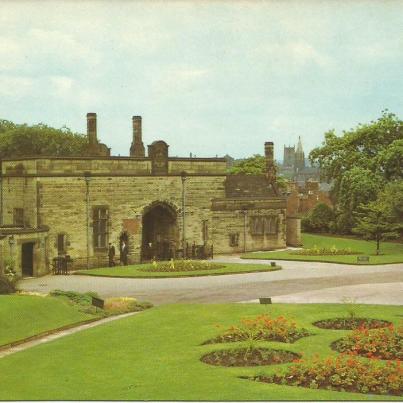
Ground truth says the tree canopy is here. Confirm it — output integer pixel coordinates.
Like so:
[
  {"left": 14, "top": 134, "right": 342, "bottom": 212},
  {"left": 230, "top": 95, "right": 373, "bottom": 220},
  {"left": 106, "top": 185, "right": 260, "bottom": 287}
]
[
  {"left": 0, "top": 119, "right": 88, "bottom": 159},
  {"left": 309, "top": 111, "right": 403, "bottom": 234}
]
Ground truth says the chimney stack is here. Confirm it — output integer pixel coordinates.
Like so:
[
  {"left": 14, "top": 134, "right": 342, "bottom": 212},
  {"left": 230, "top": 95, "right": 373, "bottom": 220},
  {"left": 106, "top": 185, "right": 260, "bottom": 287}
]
[
  {"left": 87, "top": 113, "right": 97, "bottom": 146},
  {"left": 264, "top": 141, "right": 277, "bottom": 183},
  {"left": 130, "top": 116, "right": 145, "bottom": 157}
]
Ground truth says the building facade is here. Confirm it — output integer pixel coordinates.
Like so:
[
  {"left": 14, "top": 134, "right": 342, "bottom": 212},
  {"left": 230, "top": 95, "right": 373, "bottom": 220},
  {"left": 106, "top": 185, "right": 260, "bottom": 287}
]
[{"left": 0, "top": 114, "right": 301, "bottom": 277}]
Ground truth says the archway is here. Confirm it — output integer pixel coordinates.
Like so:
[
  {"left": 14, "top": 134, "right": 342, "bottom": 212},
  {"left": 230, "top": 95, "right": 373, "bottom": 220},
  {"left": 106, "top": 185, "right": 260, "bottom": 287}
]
[{"left": 141, "top": 202, "right": 178, "bottom": 261}]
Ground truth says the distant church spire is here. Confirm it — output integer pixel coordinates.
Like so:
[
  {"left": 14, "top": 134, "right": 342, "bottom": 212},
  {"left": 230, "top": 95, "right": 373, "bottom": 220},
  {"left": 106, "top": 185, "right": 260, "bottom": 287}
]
[{"left": 295, "top": 136, "right": 305, "bottom": 171}]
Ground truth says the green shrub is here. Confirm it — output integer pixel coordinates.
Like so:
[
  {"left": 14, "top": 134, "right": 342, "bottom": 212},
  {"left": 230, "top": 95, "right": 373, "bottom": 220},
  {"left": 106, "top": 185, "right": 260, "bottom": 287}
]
[
  {"left": 302, "top": 203, "right": 335, "bottom": 233},
  {"left": 0, "top": 275, "right": 16, "bottom": 294},
  {"left": 49, "top": 290, "right": 99, "bottom": 306}
]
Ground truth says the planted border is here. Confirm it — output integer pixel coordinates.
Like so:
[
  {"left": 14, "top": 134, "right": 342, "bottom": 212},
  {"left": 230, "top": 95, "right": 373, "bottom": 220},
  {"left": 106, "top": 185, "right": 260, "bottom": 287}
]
[
  {"left": 313, "top": 318, "right": 391, "bottom": 330},
  {"left": 201, "top": 347, "right": 300, "bottom": 367},
  {"left": 203, "top": 315, "right": 311, "bottom": 345},
  {"left": 248, "top": 355, "right": 402, "bottom": 396}
]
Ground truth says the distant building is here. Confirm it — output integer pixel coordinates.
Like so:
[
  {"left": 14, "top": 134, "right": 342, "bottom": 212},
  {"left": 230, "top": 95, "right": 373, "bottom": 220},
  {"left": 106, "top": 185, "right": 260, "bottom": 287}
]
[{"left": 279, "top": 137, "right": 320, "bottom": 184}]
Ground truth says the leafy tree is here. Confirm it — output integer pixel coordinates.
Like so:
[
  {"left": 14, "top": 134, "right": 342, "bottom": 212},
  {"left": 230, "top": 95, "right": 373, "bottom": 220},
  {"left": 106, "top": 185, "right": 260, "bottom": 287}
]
[
  {"left": 302, "top": 202, "right": 335, "bottom": 233},
  {"left": 377, "top": 139, "right": 403, "bottom": 180},
  {"left": 229, "top": 154, "right": 266, "bottom": 175},
  {"left": 309, "top": 111, "right": 403, "bottom": 234},
  {"left": 353, "top": 201, "right": 402, "bottom": 255},
  {"left": 0, "top": 119, "right": 88, "bottom": 158}
]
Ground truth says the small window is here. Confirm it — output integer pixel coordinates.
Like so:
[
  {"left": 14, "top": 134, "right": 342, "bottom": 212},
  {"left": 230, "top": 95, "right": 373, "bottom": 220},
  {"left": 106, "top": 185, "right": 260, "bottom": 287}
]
[
  {"left": 202, "top": 220, "right": 208, "bottom": 244},
  {"left": 57, "top": 233, "right": 67, "bottom": 255},
  {"left": 13, "top": 208, "right": 24, "bottom": 226},
  {"left": 93, "top": 207, "right": 109, "bottom": 249},
  {"left": 229, "top": 233, "right": 239, "bottom": 247}
]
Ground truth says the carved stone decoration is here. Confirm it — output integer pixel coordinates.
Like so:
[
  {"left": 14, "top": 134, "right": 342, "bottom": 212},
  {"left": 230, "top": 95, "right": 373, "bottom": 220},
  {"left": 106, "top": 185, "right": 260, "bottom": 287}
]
[{"left": 148, "top": 141, "right": 169, "bottom": 175}]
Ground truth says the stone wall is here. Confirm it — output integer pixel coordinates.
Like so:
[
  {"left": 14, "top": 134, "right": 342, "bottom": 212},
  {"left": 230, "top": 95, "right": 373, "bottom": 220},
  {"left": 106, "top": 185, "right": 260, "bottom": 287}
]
[
  {"left": 0, "top": 229, "right": 49, "bottom": 277},
  {"left": 1, "top": 157, "right": 227, "bottom": 176},
  {"left": 286, "top": 217, "right": 302, "bottom": 246},
  {"left": 34, "top": 174, "right": 226, "bottom": 267}
]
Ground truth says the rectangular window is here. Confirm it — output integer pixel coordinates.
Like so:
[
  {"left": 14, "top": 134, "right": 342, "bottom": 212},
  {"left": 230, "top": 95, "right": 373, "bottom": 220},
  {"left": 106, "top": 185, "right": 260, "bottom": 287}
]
[
  {"left": 13, "top": 208, "right": 24, "bottom": 226},
  {"left": 93, "top": 207, "right": 109, "bottom": 249},
  {"left": 57, "top": 233, "right": 66, "bottom": 255},
  {"left": 229, "top": 233, "right": 240, "bottom": 247},
  {"left": 250, "top": 216, "right": 278, "bottom": 235}
]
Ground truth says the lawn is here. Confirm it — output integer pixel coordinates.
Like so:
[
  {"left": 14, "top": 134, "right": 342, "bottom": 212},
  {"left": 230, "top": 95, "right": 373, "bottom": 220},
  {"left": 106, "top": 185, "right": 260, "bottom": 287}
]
[
  {"left": 242, "top": 233, "right": 403, "bottom": 264},
  {"left": 74, "top": 262, "right": 281, "bottom": 278},
  {"left": 0, "top": 294, "right": 99, "bottom": 347},
  {"left": 0, "top": 303, "right": 401, "bottom": 400}
]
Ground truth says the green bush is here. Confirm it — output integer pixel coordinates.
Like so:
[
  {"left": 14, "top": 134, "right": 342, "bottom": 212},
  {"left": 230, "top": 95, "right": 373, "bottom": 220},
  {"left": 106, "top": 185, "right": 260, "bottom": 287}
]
[
  {"left": 49, "top": 290, "right": 99, "bottom": 306},
  {"left": 0, "top": 275, "right": 17, "bottom": 294},
  {"left": 302, "top": 203, "right": 335, "bottom": 233}
]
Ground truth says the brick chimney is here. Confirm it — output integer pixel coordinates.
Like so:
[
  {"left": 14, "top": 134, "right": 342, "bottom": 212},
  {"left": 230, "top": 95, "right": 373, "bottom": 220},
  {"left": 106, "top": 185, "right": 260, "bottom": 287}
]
[
  {"left": 87, "top": 113, "right": 97, "bottom": 146},
  {"left": 130, "top": 116, "right": 145, "bottom": 157},
  {"left": 265, "top": 141, "right": 277, "bottom": 183}
]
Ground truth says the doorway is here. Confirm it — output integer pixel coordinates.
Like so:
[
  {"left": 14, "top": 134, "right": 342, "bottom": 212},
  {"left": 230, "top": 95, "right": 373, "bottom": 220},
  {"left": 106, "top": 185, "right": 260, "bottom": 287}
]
[
  {"left": 141, "top": 202, "right": 178, "bottom": 261},
  {"left": 21, "top": 243, "right": 34, "bottom": 277}
]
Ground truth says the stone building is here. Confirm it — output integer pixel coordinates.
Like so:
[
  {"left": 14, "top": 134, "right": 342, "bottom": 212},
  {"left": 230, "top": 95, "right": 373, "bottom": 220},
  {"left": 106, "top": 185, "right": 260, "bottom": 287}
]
[{"left": 0, "top": 113, "right": 300, "bottom": 277}]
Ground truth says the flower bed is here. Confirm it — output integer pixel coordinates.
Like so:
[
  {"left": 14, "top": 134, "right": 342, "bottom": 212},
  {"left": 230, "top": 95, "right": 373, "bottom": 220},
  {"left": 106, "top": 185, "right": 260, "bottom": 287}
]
[
  {"left": 203, "top": 315, "right": 310, "bottom": 344},
  {"left": 332, "top": 325, "right": 403, "bottom": 360},
  {"left": 313, "top": 318, "right": 391, "bottom": 330},
  {"left": 291, "top": 246, "right": 359, "bottom": 256},
  {"left": 201, "top": 347, "right": 299, "bottom": 367},
  {"left": 139, "top": 260, "right": 225, "bottom": 272},
  {"left": 250, "top": 355, "right": 402, "bottom": 396}
]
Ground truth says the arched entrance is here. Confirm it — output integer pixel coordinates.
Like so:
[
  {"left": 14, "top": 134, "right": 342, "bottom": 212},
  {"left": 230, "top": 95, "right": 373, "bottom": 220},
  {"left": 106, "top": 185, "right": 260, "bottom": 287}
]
[{"left": 141, "top": 202, "right": 178, "bottom": 261}]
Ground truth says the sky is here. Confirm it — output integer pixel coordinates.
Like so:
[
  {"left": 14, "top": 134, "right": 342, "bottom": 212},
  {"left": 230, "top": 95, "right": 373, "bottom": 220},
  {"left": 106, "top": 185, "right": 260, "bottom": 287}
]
[{"left": 1, "top": 1, "right": 403, "bottom": 160}]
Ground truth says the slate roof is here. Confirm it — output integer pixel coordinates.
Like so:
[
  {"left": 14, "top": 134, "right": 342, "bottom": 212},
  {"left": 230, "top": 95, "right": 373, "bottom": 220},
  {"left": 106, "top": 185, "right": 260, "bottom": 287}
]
[{"left": 225, "top": 174, "right": 277, "bottom": 198}]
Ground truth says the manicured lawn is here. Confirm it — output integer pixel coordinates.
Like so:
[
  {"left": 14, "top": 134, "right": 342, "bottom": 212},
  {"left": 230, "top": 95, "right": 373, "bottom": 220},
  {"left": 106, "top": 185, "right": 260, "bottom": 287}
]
[
  {"left": 74, "top": 262, "right": 281, "bottom": 278},
  {"left": 0, "top": 303, "right": 401, "bottom": 400},
  {"left": 0, "top": 294, "right": 99, "bottom": 347},
  {"left": 242, "top": 233, "right": 403, "bottom": 264}
]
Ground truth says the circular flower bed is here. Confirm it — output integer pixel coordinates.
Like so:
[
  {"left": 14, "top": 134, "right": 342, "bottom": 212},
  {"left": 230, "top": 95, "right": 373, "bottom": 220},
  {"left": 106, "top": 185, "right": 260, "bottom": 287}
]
[
  {"left": 332, "top": 325, "right": 403, "bottom": 360},
  {"left": 249, "top": 355, "right": 403, "bottom": 396},
  {"left": 203, "top": 315, "right": 310, "bottom": 345},
  {"left": 139, "top": 260, "right": 225, "bottom": 272},
  {"left": 201, "top": 347, "right": 300, "bottom": 367},
  {"left": 313, "top": 318, "right": 392, "bottom": 330}
]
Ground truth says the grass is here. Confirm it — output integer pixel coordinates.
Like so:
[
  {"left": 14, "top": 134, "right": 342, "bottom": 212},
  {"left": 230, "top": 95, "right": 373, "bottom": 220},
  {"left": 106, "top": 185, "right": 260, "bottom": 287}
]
[
  {"left": 0, "top": 303, "right": 401, "bottom": 400},
  {"left": 242, "top": 233, "right": 403, "bottom": 264},
  {"left": 0, "top": 294, "right": 99, "bottom": 347},
  {"left": 74, "top": 262, "right": 281, "bottom": 278}
]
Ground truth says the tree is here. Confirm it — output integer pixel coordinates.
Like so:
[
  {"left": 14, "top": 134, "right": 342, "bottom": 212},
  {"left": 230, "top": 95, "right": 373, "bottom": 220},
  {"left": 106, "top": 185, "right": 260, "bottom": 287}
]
[
  {"left": 229, "top": 155, "right": 266, "bottom": 175},
  {"left": 353, "top": 201, "right": 401, "bottom": 255},
  {"left": 302, "top": 203, "right": 335, "bottom": 233},
  {"left": 0, "top": 119, "right": 88, "bottom": 158},
  {"left": 309, "top": 111, "right": 403, "bottom": 234}
]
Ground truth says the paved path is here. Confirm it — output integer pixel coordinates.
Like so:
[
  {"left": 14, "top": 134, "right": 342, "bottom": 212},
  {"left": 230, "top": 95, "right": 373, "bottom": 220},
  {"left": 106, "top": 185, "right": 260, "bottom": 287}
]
[
  {"left": 0, "top": 312, "right": 139, "bottom": 359},
  {"left": 20, "top": 257, "right": 403, "bottom": 305}
]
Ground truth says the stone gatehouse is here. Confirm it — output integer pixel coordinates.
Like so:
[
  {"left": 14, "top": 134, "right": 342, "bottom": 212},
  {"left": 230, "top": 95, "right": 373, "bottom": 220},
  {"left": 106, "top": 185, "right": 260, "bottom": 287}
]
[{"left": 0, "top": 113, "right": 301, "bottom": 276}]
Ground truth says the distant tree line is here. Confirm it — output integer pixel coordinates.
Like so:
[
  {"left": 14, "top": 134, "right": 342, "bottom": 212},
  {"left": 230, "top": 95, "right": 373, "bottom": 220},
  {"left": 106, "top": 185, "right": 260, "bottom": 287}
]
[{"left": 0, "top": 119, "right": 88, "bottom": 159}]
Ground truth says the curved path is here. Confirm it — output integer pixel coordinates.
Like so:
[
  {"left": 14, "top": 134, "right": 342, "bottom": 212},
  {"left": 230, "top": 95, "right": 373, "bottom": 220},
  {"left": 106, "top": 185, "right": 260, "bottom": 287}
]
[{"left": 20, "top": 257, "right": 403, "bottom": 305}]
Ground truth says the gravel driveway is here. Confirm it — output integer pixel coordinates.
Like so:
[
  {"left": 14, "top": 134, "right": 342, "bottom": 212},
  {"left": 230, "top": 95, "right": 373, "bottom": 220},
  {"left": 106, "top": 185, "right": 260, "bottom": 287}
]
[{"left": 19, "top": 257, "right": 403, "bottom": 305}]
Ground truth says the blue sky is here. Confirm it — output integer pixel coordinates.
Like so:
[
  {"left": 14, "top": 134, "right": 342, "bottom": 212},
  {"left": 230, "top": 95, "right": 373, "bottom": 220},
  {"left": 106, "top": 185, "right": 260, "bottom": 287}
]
[{"left": 1, "top": 1, "right": 402, "bottom": 160}]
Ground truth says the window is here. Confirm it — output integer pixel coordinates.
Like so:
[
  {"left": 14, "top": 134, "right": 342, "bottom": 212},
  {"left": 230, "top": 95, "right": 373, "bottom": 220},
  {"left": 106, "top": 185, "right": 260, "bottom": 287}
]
[
  {"left": 250, "top": 216, "right": 278, "bottom": 235},
  {"left": 13, "top": 208, "right": 24, "bottom": 226},
  {"left": 229, "top": 233, "right": 239, "bottom": 247},
  {"left": 57, "top": 233, "right": 67, "bottom": 255},
  {"left": 202, "top": 220, "right": 208, "bottom": 244},
  {"left": 93, "top": 207, "right": 109, "bottom": 249}
]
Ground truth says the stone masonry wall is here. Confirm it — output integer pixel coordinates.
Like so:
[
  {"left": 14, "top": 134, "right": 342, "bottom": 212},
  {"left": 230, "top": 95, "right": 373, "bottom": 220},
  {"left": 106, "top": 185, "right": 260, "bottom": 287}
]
[
  {"left": 212, "top": 208, "right": 287, "bottom": 254},
  {"left": 36, "top": 175, "right": 226, "bottom": 268}
]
